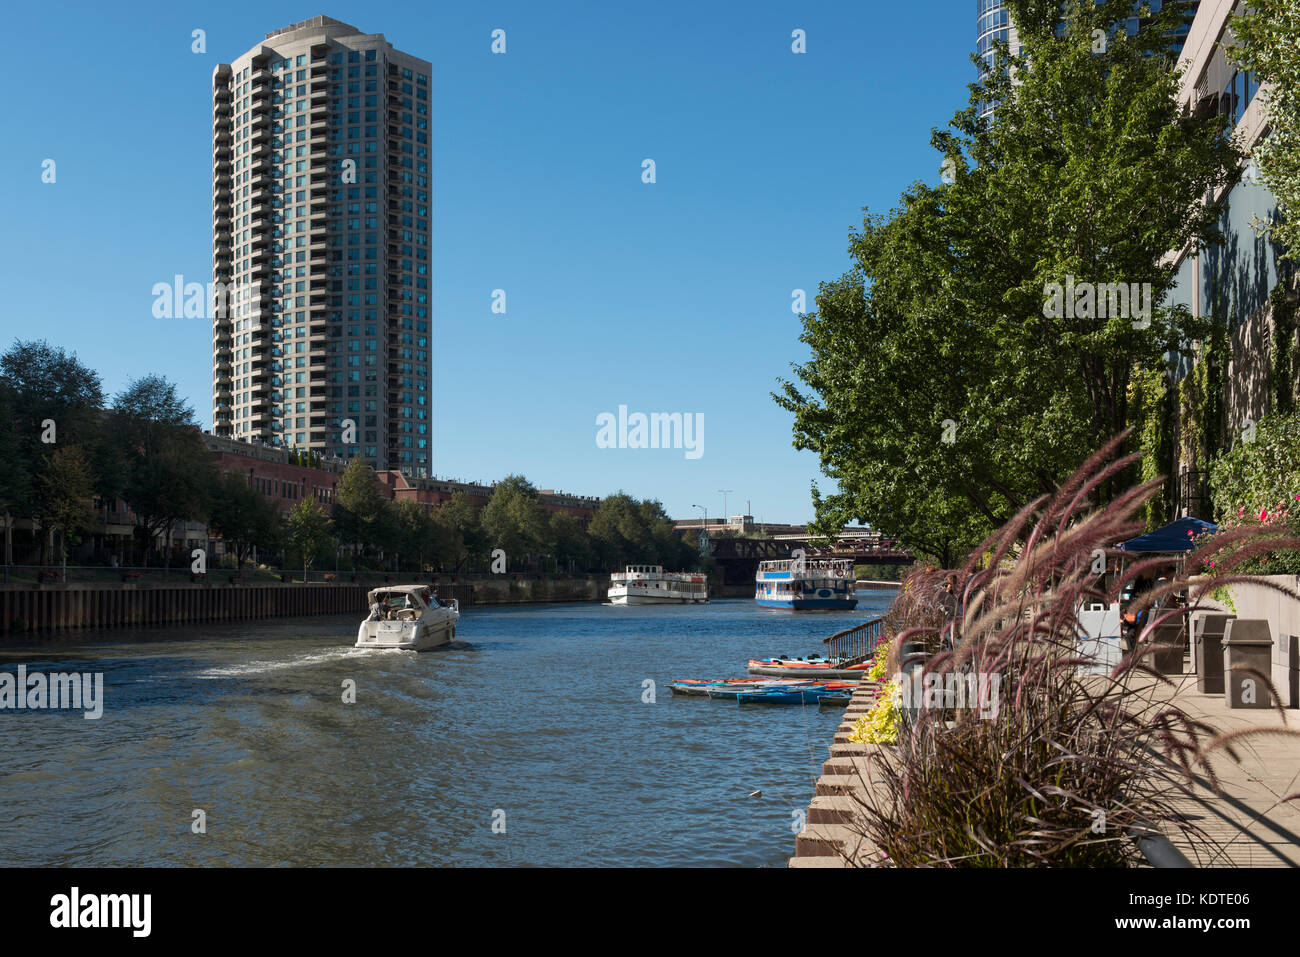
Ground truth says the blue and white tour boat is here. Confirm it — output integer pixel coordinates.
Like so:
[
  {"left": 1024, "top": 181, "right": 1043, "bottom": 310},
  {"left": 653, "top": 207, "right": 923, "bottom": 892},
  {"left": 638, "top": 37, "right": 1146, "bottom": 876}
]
[{"left": 755, "top": 558, "right": 857, "bottom": 610}]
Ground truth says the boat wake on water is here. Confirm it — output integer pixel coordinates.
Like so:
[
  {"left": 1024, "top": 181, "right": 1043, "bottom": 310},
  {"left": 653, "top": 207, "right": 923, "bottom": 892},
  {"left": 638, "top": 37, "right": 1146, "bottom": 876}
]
[{"left": 192, "top": 646, "right": 400, "bottom": 679}]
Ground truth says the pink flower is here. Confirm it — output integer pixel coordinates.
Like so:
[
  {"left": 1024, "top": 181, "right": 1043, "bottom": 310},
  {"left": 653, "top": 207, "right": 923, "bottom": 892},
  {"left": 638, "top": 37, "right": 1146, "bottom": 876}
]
[{"left": 1260, "top": 509, "right": 1268, "bottom": 522}]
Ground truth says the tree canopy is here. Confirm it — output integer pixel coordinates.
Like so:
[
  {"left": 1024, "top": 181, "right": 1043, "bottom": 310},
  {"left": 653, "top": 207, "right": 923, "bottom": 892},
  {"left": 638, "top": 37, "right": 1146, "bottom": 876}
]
[{"left": 775, "top": 0, "right": 1237, "bottom": 564}]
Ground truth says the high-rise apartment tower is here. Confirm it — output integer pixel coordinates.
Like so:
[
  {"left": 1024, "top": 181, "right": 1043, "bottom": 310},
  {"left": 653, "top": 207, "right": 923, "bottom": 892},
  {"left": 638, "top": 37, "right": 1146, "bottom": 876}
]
[{"left": 211, "top": 16, "right": 432, "bottom": 476}]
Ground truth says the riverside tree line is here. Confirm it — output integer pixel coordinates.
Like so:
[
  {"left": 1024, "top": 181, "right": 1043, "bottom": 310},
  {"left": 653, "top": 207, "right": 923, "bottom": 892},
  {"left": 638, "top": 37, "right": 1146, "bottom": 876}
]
[
  {"left": 0, "top": 340, "right": 700, "bottom": 575},
  {"left": 776, "top": 0, "right": 1299, "bottom": 568}
]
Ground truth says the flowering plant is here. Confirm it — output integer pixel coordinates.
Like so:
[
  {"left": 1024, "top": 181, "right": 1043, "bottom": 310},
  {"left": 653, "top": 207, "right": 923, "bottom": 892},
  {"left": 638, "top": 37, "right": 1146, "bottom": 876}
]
[{"left": 848, "top": 679, "right": 901, "bottom": 745}]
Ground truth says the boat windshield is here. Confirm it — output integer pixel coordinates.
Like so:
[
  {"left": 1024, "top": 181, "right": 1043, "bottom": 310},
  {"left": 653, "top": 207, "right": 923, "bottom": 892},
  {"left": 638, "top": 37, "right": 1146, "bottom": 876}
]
[{"left": 372, "top": 591, "right": 429, "bottom": 611}]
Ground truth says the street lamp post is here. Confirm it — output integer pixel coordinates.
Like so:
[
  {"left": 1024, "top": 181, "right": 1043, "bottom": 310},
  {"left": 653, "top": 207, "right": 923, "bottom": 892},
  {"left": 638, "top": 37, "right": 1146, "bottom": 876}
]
[
  {"left": 718, "top": 489, "right": 733, "bottom": 524},
  {"left": 691, "top": 504, "right": 708, "bottom": 557}
]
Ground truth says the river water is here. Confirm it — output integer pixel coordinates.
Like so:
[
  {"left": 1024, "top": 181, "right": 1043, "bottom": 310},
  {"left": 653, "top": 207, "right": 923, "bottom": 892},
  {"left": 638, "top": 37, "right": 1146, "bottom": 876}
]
[{"left": 0, "top": 595, "right": 892, "bottom": 867}]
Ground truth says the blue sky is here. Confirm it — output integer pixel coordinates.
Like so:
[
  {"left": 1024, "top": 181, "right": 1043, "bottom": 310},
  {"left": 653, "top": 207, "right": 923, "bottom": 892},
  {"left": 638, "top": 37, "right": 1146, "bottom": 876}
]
[{"left": 0, "top": 0, "right": 974, "bottom": 523}]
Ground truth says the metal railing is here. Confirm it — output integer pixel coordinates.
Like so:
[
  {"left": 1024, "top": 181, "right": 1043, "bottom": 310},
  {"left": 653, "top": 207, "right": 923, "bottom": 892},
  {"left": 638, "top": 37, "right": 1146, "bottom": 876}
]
[{"left": 824, "top": 616, "right": 886, "bottom": 661}]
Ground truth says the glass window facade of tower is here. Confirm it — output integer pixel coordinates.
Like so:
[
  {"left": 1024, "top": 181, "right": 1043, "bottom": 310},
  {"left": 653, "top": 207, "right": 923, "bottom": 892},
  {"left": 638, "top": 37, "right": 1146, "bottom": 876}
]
[
  {"left": 975, "top": 1, "right": 1198, "bottom": 117},
  {"left": 210, "top": 16, "right": 433, "bottom": 477},
  {"left": 977, "top": 0, "right": 1012, "bottom": 74}
]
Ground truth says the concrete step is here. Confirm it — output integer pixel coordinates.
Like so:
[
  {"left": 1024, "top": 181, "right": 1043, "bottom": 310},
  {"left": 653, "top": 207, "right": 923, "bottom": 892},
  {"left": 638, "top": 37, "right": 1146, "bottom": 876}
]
[
  {"left": 829, "top": 742, "right": 880, "bottom": 758},
  {"left": 808, "top": 794, "right": 862, "bottom": 824},
  {"left": 815, "top": 774, "right": 862, "bottom": 796},
  {"left": 794, "top": 822, "right": 877, "bottom": 864},
  {"left": 822, "top": 756, "right": 877, "bottom": 778},
  {"left": 787, "top": 855, "right": 849, "bottom": 868}
]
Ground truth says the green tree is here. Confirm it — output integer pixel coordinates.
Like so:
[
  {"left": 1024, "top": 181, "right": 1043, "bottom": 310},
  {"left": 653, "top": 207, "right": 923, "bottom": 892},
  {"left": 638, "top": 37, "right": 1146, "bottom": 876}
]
[
  {"left": 110, "top": 376, "right": 211, "bottom": 569},
  {"left": 1231, "top": 0, "right": 1300, "bottom": 263},
  {"left": 433, "top": 492, "right": 486, "bottom": 571},
  {"left": 41, "top": 445, "right": 95, "bottom": 574},
  {"left": 586, "top": 493, "right": 690, "bottom": 572},
  {"left": 390, "top": 499, "right": 439, "bottom": 571},
  {"left": 481, "top": 474, "right": 550, "bottom": 571},
  {"left": 775, "top": 0, "right": 1237, "bottom": 564},
  {"left": 0, "top": 340, "right": 105, "bottom": 564},
  {"left": 333, "top": 457, "right": 388, "bottom": 562},
  {"left": 0, "top": 381, "right": 32, "bottom": 565},
  {"left": 286, "top": 497, "right": 333, "bottom": 578},
  {"left": 549, "top": 511, "right": 593, "bottom": 573},
  {"left": 113, "top": 374, "right": 196, "bottom": 454},
  {"left": 208, "top": 470, "right": 283, "bottom": 567},
  {"left": 640, "top": 498, "right": 694, "bottom": 569}
]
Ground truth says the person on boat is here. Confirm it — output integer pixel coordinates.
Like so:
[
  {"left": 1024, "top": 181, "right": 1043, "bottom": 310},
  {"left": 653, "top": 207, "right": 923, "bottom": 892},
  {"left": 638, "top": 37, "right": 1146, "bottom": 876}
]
[
  {"left": 397, "top": 593, "right": 420, "bottom": 620},
  {"left": 367, "top": 599, "right": 383, "bottom": 621}
]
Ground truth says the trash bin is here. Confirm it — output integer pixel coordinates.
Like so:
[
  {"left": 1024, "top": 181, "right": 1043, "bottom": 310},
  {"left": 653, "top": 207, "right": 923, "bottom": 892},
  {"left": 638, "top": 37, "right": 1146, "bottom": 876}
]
[
  {"left": 1077, "top": 602, "right": 1122, "bottom": 674},
  {"left": 1192, "top": 613, "right": 1233, "bottom": 695},
  {"left": 1144, "top": 620, "right": 1186, "bottom": 675},
  {"left": 1222, "top": 619, "right": 1275, "bottom": 710}
]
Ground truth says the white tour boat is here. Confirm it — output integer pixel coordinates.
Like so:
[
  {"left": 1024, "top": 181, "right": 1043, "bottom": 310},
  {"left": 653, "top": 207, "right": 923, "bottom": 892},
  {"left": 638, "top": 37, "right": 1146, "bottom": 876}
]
[
  {"left": 608, "top": 565, "right": 708, "bottom": 605},
  {"left": 355, "top": 585, "right": 459, "bottom": 651}
]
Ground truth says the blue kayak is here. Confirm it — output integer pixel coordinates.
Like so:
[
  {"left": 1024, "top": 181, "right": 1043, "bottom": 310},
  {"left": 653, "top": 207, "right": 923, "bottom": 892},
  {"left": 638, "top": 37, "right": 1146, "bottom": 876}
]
[
  {"left": 736, "top": 687, "right": 849, "bottom": 705},
  {"left": 670, "top": 678, "right": 807, "bottom": 697},
  {"left": 706, "top": 682, "right": 808, "bottom": 700}
]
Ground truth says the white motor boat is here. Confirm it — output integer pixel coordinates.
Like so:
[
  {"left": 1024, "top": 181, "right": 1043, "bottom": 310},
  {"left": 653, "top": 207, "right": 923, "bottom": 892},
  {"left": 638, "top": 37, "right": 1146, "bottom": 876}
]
[{"left": 355, "top": 585, "right": 459, "bottom": 651}]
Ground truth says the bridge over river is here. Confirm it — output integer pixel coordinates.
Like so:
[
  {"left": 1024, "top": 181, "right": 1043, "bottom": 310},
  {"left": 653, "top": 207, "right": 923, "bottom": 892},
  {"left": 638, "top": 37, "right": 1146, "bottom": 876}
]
[{"left": 705, "top": 536, "right": 915, "bottom": 593}]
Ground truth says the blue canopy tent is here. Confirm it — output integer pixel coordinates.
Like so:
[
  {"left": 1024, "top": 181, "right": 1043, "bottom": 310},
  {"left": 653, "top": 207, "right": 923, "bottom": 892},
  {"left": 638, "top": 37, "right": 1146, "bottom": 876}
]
[
  {"left": 1113, "top": 518, "right": 1219, "bottom": 643},
  {"left": 1117, "top": 517, "right": 1218, "bottom": 553}
]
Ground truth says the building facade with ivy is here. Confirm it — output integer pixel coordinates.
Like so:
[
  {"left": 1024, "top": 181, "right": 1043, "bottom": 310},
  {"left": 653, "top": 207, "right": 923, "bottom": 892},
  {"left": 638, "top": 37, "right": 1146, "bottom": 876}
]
[{"left": 1158, "top": 0, "right": 1292, "bottom": 524}]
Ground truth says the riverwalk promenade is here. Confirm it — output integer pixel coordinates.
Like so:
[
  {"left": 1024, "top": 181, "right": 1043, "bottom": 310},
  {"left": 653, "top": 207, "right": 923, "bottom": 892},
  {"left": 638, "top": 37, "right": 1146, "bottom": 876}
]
[
  {"left": 789, "top": 673, "right": 1300, "bottom": 868},
  {"left": 1158, "top": 675, "right": 1300, "bottom": 867}
]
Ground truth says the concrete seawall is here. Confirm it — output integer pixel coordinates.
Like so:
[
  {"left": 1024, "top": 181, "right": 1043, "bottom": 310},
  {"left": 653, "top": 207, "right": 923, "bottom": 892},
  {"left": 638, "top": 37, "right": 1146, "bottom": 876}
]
[
  {"left": 789, "top": 676, "right": 888, "bottom": 867},
  {"left": 0, "top": 575, "right": 606, "bottom": 635}
]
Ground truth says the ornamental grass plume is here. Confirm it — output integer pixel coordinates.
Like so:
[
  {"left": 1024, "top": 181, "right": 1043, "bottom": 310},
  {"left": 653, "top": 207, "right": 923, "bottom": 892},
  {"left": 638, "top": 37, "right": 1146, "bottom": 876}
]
[{"left": 841, "top": 433, "right": 1300, "bottom": 867}]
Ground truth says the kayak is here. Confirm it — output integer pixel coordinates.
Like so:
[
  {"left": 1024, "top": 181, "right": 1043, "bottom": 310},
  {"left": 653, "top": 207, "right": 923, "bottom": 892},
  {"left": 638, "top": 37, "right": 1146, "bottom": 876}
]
[
  {"left": 670, "top": 677, "right": 807, "bottom": 697},
  {"left": 699, "top": 678, "right": 818, "bottom": 697},
  {"left": 705, "top": 679, "right": 853, "bottom": 700},
  {"left": 729, "top": 680, "right": 856, "bottom": 703},
  {"left": 737, "top": 687, "right": 850, "bottom": 705},
  {"left": 748, "top": 657, "right": 868, "bottom": 671},
  {"left": 748, "top": 664, "right": 868, "bottom": 678},
  {"left": 817, "top": 694, "right": 852, "bottom": 707}
]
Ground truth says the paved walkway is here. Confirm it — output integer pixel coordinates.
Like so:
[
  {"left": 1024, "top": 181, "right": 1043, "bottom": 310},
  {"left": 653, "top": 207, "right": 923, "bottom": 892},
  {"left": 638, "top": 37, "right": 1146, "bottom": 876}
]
[{"left": 1159, "top": 674, "right": 1300, "bottom": 868}]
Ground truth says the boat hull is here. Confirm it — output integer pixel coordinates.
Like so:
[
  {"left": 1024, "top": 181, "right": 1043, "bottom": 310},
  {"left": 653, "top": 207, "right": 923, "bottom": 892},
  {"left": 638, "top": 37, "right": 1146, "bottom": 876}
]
[
  {"left": 355, "top": 610, "right": 458, "bottom": 651},
  {"left": 737, "top": 688, "right": 843, "bottom": 705},
  {"left": 609, "top": 592, "right": 707, "bottom": 605},
  {"left": 747, "top": 665, "right": 867, "bottom": 679},
  {"left": 755, "top": 597, "right": 858, "bottom": 610}
]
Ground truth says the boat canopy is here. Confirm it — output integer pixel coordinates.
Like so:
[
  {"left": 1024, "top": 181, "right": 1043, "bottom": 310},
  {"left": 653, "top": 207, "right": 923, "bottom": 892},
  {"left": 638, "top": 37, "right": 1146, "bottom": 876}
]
[{"left": 366, "top": 585, "right": 433, "bottom": 607}]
